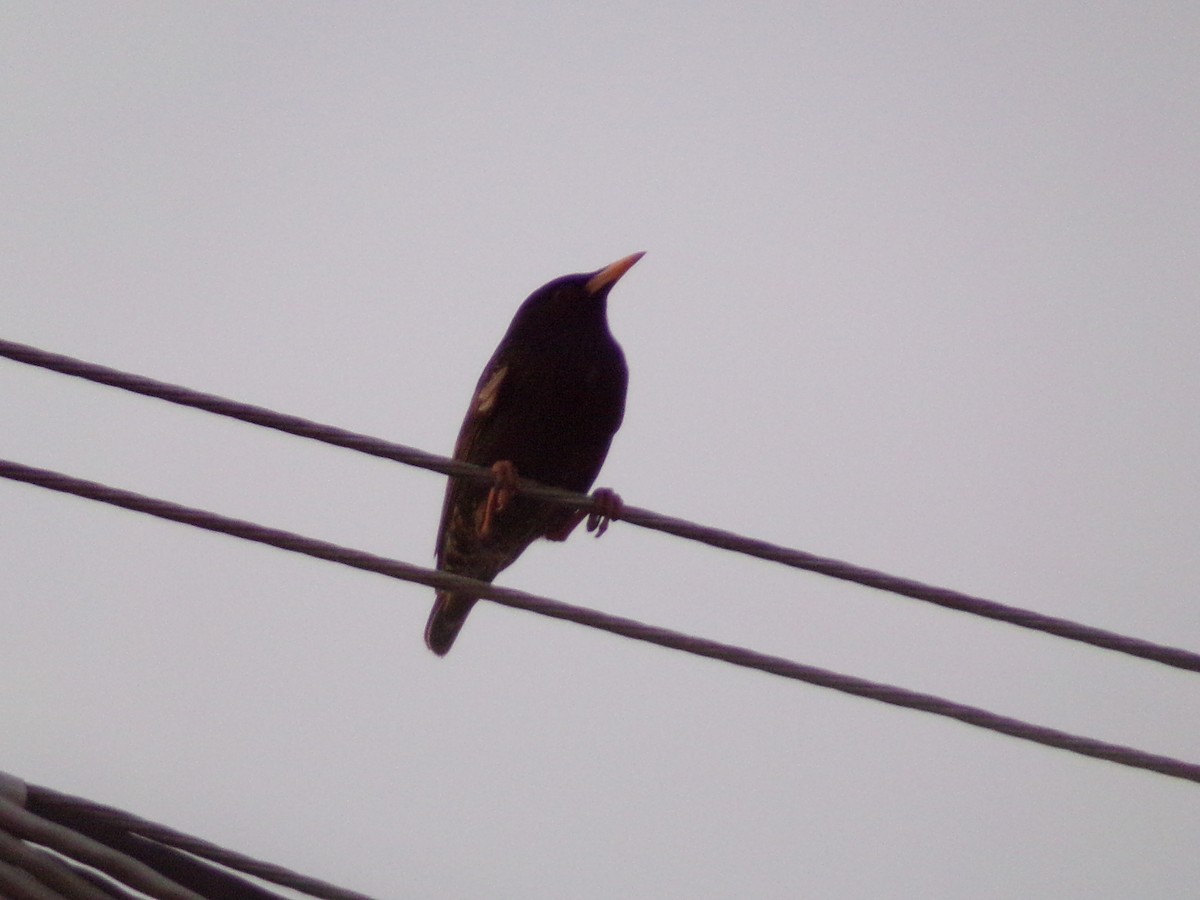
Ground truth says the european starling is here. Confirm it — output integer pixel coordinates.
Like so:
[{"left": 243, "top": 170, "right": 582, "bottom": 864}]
[{"left": 425, "top": 253, "right": 642, "bottom": 656}]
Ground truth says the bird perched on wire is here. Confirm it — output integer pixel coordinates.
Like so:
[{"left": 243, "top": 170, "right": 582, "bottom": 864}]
[{"left": 425, "top": 252, "right": 643, "bottom": 656}]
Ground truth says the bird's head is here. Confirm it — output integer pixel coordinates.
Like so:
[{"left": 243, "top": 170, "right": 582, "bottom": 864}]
[{"left": 507, "top": 252, "right": 645, "bottom": 338}]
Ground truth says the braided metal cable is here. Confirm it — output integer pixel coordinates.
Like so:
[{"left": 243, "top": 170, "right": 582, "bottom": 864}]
[
  {"left": 2, "top": 337, "right": 1198, "bottom": 674},
  {"left": 3, "top": 459, "right": 1198, "bottom": 785}
]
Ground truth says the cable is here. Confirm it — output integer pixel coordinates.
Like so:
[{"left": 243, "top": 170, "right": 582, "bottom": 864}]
[
  {"left": 2, "top": 459, "right": 1198, "bottom": 785},
  {"left": 24, "top": 784, "right": 373, "bottom": 900},
  {"left": 3, "top": 337, "right": 1199, "bottom": 674},
  {"left": 0, "top": 858, "right": 64, "bottom": 900},
  {"left": 0, "top": 795, "right": 204, "bottom": 900},
  {"left": 0, "top": 830, "right": 119, "bottom": 900},
  {"left": 1, "top": 772, "right": 376, "bottom": 900}
]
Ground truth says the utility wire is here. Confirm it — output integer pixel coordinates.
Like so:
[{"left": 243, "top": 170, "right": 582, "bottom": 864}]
[
  {"left": 0, "top": 795, "right": 205, "bottom": 900},
  {"left": 0, "top": 829, "right": 122, "bottom": 900},
  {"left": 3, "top": 337, "right": 1199, "bottom": 675},
  {"left": 25, "top": 786, "right": 373, "bottom": 900},
  {"left": 1, "top": 773, "right": 375, "bottom": 900},
  {"left": 2, "top": 458, "right": 1198, "bottom": 785}
]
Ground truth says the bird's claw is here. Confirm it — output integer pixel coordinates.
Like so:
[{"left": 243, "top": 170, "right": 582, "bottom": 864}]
[
  {"left": 543, "top": 487, "right": 623, "bottom": 542},
  {"left": 586, "top": 488, "right": 623, "bottom": 538},
  {"left": 479, "top": 460, "right": 519, "bottom": 538}
]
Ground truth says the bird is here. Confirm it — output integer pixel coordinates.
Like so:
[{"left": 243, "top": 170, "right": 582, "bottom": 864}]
[{"left": 424, "top": 252, "right": 643, "bottom": 656}]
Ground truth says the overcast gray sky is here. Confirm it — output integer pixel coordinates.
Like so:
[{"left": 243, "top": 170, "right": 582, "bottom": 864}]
[{"left": 3, "top": 4, "right": 1199, "bottom": 898}]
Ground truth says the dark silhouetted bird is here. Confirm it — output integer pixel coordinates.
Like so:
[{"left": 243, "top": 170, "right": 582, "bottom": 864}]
[{"left": 425, "top": 253, "right": 642, "bottom": 655}]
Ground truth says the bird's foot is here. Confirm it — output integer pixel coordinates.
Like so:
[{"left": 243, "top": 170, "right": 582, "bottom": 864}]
[
  {"left": 545, "top": 487, "right": 624, "bottom": 541},
  {"left": 479, "top": 460, "right": 519, "bottom": 539},
  {"left": 587, "top": 488, "right": 624, "bottom": 537}
]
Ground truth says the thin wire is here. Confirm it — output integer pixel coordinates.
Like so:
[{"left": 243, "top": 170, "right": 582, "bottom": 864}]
[
  {"left": 2, "top": 770, "right": 377, "bottom": 900},
  {"left": 3, "top": 459, "right": 1198, "bottom": 785},
  {"left": 0, "top": 796, "right": 204, "bottom": 900},
  {"left": 0, "top": 830, "right": 118, "bottom": 900},
  {"left": 23, "top": 784, "right": 375, "bottom": 900},
  {"left": 3, "top": 337, "right": 1199, "bottom": 674},
  {"left": 0, "top": 857, "right": 65, "bottom": 900}
]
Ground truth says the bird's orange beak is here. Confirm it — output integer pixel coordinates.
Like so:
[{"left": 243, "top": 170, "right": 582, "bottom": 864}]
[{"left": 585, "top": 251, "right": 645, "bottom": 295}]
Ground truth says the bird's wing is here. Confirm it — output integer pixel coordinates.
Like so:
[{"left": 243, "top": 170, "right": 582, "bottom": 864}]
[{"left": 434, "top": 357, "right": 512, "bottom": 557}]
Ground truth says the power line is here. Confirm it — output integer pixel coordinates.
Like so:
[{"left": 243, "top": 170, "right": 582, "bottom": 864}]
[
  {"left": 3, "top": 336, "right": 1199, "bottom": 674},
  {"left": 2, "top": 458, "right": 1198, "bottom": 785},
  {"left": 0, "top": 794, "right": 205, "bottom": 900},
  {"left": 1, "top": 772, "right": 374, "bottom": 900}
]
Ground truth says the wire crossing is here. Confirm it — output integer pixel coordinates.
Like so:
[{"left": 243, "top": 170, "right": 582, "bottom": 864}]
[
  {"left": 2, "top": 458, "right": 1198, "bottom": 785},
  {"left": 3, "top": 336, "right": 1199, "bottom": 674}
]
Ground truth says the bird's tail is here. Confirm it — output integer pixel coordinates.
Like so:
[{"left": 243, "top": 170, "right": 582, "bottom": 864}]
[{"left": 424, "top": 592, "right": 478, "bottom": 656}]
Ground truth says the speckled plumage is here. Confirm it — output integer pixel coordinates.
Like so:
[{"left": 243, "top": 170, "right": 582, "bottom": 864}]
[{"left": 425, "top": 253, "right": 642, "bottom": 655}]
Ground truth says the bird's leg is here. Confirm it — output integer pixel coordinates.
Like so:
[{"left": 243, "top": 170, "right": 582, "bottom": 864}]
[
  {"left": 479, "top": 460, "right": 520, "bottom": 539},
  {"left": 545, "top": 487, "right": 624, "bottom": 541}
]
